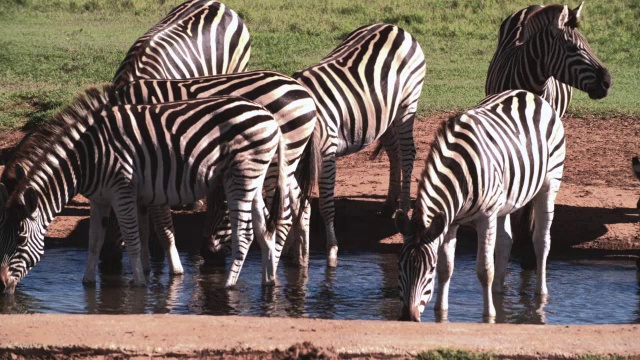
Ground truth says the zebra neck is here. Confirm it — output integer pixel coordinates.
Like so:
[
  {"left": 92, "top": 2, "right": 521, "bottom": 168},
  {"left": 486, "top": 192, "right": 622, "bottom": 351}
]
[{"left": 493, "top": 31, "right": 555, "bottom": 96}]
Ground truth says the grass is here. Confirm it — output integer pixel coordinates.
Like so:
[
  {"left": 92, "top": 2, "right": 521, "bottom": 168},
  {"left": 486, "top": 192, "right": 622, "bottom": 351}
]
[
  {"left": 0, "top": 0, "right": 638, "bottom": 130},
  {"left": 415, "top": 349, "right": 493, "bottom": 360}
]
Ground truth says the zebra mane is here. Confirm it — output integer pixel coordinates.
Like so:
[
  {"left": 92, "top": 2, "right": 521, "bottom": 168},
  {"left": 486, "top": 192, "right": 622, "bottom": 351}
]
[
  {"left": 526, "top": 4, "right": 580, "bottom": 30},
  {"left": 416, "top": 115, "right": 470, "bottom": 226},
  {"left": 3, "top": 85, "right": 117, "bottom": 204}
]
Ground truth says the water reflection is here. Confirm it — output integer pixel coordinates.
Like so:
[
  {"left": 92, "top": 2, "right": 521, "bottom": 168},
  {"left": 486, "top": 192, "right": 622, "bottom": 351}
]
[{"left": 1, "top": 248, "right": 638, "bottom": 324}]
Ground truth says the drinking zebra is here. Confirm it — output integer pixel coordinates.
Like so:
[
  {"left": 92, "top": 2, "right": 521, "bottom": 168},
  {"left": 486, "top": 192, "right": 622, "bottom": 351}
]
[
  {"left": 113, "top": 0, "right": 251, "bottom": 88},
  {"left": 104, "top": 70, "right": 319, "bottom": 280},
  {"left": 0, "top": 88, "right": 287, "bottom": 294},
  {"left": 485, "top": 3, "right": 610, "bottom": 269},
  {"left": 396, "top": 90, "right": 565, "bottom": 322},
  {"left": 292, "top": 23, "right": 426, "bottom": 266}
]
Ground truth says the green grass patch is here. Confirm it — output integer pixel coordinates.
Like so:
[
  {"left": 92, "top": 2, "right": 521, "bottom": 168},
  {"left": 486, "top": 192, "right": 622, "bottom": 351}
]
[
  {"left": 415, "top": 348, "right": 493, "bottom": 360},
  {"left": 0, "top": 0, "right": 638, "bottom": 130}
]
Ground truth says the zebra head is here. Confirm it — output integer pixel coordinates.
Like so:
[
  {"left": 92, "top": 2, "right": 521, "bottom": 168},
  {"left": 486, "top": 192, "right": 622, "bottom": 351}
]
[
  {"left": 395, "top": 209, "right": 446, "bottom": 322},
  {"left": 527, "top": 3, "right": 611, "bottom": 99},
  {"left": 0, "top": 176, "right": 42, "bottom": 295}
]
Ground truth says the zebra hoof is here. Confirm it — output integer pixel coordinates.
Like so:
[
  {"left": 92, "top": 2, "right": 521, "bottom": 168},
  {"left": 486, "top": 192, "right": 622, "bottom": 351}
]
[{"left": 327, "top": 246, "right": 338, "bottom": 267}]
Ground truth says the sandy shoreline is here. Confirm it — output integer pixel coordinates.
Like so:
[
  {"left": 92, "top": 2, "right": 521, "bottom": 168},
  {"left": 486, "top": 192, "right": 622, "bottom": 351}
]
[{"left": 1, "top": 314, "right": 639, "bottom": 359}]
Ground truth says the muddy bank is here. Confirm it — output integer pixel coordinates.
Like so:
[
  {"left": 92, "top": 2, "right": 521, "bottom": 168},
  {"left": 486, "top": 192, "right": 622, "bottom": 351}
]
[{"left": 1, "top": 315, "right": 639, "bottom": 359}]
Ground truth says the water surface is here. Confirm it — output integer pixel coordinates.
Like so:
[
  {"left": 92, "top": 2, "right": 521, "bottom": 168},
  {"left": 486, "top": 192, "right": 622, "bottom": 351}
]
[{"left": 1, "top": 247, "right": 638, "bottom": 324}]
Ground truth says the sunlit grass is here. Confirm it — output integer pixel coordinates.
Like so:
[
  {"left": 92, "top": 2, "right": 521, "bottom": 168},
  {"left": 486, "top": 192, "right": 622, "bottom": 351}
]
[{"left": 0, "top": 0, "right": 637, "bottom": 129}]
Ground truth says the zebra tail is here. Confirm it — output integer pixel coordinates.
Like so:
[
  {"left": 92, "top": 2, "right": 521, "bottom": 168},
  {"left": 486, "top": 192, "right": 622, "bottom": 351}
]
[
  {"left": 266, "top": 133, "right": 288, "bottom": 234},
  {"left": 293, "top": 126, "right": 321, "bottom": 227},
  {"left": 515, "top": 201, "right": 536, "bottom": 270},
  {"left": 369, "top": 141, "right": 385, "bottom": 160}
]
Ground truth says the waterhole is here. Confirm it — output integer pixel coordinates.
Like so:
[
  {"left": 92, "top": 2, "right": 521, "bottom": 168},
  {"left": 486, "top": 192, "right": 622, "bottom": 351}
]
[{"left": 1, "top": 246, "right": 638, "bottom": 324}]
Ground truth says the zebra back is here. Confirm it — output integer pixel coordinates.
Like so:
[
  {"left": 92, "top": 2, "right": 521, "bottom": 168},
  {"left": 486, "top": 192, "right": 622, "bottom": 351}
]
[
  {"left": 412, "top": 90, "right": 565, "bottom": 238},
  {"left": 293, "top": 23, "right": 426, "bottom": 155},
  {"left": 112, "top": 0, "right": 251, "bottom": 88},
  {"left": 114, "top": 71, "right": 319, "bottom": 202}
]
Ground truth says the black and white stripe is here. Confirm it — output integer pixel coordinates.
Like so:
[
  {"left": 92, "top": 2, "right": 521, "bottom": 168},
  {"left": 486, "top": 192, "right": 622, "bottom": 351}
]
[
  {"left": 112, "top": 0, "right": 251, "bottom": 88},
  {"left": 485, "top": 3, "right": 610, "bottom": 117},
  {"left": 0, "top": 88, "right": 286, "bottom": 293},
  {"left": 293, "top": 23, "right": 426, "bottom": 266},
  {"left": 396, "top": 90, "right": 566, "bottom": 321},
  {"left": 108, "top": 70, "right": 319, "bottom": 275}
]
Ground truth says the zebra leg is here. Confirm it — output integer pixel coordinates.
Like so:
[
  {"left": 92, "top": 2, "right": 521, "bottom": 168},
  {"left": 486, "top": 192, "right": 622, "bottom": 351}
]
[
  {"left": 434, "top": 225, "right": 458, "bottom": 320},
  {"left": 532, "top": 178, "right": 560, "bottom": 296},
  {"left": 111, "top": 187, "right": 146, "bottom": 286},
  {"left": 201, "top": 186, "right": 230, "bottom": 267},
  {"left": 396, "top": 112, "right": 416, "bottom": 213},
  {"left": 379, "top": 128, "right": 401, "bottom": 217},
  {"left": 148, "top": 205, "right": 184, "bottom": 275},
  {"left": 318, "top": 154, "right": 339, "bottom": 267},
  {"left": 138, "top": 205, "right": 151, "bottom": 274},
  {"left": 83, "top": 201, "right": 112, "bottom": 284},
  {"left": 223, "top": 179, "right": 258, "bottom": 288},
  {"left": 290, "top": 189, "right": 311, "bottom": 267},
  {"left": 252, "top": 192, "right": 278, "bottom": 286},
  {"left": 475, "top": 214, "right": 497, "bottom": 320},
  {"left": 492, "top": 215, "right": 513, "bottom": 294}
]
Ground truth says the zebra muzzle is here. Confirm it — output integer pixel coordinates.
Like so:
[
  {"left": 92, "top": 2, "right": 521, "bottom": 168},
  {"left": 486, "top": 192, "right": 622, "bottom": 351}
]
[{"left": 0, "top": 265, "right": 17, "bottom": 295}]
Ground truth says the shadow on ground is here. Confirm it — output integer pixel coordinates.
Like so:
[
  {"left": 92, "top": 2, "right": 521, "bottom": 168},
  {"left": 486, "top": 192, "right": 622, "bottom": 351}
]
[{"left": 46, "top": 196, "right": 639, "bottom": 259}]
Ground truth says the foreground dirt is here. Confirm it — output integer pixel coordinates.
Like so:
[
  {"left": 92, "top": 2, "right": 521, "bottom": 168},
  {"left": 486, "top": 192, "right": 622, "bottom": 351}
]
[
  {"left": 0, "top": 114, "right": 638, "bottom": 359},
  {"left": 1, "top": 315, "right": 639, "bottom": 359}
]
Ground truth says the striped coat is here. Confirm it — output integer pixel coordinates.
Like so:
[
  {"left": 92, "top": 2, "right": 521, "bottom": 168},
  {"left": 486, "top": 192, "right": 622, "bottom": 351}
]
[
  {"left": 0, "top": 89, "right": 286, "bottom": 293},
  {"left": 113, "top": 0, "right": 251, "bottom": 88},
  {"left": 293, "top": 23, "right": 426, "bottom": 266},
  {"left": 396, "top": 90, "right": 565, "bottom": 321}
]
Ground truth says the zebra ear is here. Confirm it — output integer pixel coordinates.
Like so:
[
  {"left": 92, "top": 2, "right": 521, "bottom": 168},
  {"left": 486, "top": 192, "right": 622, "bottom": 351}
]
[
  {"left": 556, "top": 5, "right": 571, "bottom": 29},
  {"left": 0, "top": 182, "right": 8, "bottom": 207},
  {"left": 394, "top": 210, "right": 411, "bottom": 237},
  {"left": 22, "top": 187, "right": 38, "bottom": 215},
  {"left": 573, "top": 2, "right": 583, "bottom": 23},
  {"left": 425, "top": 212, "right": 446, "bottom": 242}
]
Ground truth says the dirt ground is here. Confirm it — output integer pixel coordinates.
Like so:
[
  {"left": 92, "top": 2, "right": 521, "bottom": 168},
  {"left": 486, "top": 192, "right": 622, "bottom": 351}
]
[{"left": 0, "top": 113, "right": 639, "bottom": 359}]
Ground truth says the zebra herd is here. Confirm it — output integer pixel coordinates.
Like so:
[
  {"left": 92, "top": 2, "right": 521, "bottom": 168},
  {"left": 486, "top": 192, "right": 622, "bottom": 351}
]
[{"left": 0, "top": 0, "right": 615, "bottom": 322}]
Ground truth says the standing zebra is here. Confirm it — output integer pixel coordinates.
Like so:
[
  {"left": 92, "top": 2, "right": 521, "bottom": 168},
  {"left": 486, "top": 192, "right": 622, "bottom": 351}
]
[
  {"left": 104, "top": 71, "right": 319, "bottom": 282},
  {"left": 396, "top": 90, "right": 565, "bottom": 322},
  {"left": 486, "top": 3, "right": 610, "bottom": 116},
  {"left": 0, "top": 89, "right": 287, "bottom": 293},
  {"left": 485, "top": 3, "right": 610, "bottom": 269},
  {"left": 105, "top": 0, "right": 252, "bottom": 272},
  {"left": 113, "top": 0, "right": 251, "bottom": 88},
  {"left": 293, "top": 23, "right": 426, "bottom": 266}
]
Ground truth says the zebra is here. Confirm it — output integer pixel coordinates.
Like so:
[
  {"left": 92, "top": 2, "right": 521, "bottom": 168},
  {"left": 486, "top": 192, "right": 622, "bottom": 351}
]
[
  {"left": 486, "top": 3, "right": 611, "bottom": 116},
  {"left": 105, "top": 0, "right": 252, "bottom": 271},
  {"left": 105, "top": 70, "right": 319, "bottom": 277},
  {"left": 292, "top": 23, "right": 426, "bottom": 266},
  {"left": 633, "top": 157, "right": 640, "bottom": 209},
  {"left": 396, "top": 90, "right": 565, "bottom": 322},
  {"left": 485, "top": 3, "right": 611, "bottom": 269},
  {"left": 112, "top": 0, "right": 251, "bottom": 88},
  {"left": 0, "top": 88, "right": 287, "bottom": 294}
]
